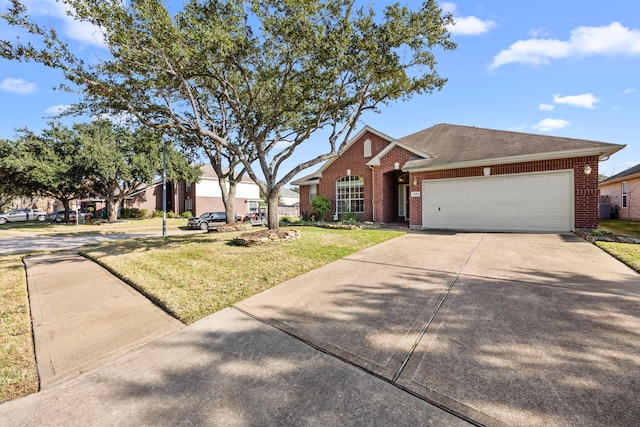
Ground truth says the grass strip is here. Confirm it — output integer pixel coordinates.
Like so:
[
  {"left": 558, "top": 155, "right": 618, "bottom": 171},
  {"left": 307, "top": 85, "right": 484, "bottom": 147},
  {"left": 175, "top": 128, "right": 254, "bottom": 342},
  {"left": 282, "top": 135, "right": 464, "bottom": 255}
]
[
  {"left": 596, "top": 242, "right": 640, "bottom": 272},
  {"left": 0, "top": 254, "right": 39, "bottom": 403}
]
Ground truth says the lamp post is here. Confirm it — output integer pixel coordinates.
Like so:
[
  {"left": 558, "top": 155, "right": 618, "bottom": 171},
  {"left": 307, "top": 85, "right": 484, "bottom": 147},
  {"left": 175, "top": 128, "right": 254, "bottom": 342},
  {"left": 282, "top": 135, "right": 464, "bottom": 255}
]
[{"left": 162, "top": 140, "right": 167, "bottom": 237}]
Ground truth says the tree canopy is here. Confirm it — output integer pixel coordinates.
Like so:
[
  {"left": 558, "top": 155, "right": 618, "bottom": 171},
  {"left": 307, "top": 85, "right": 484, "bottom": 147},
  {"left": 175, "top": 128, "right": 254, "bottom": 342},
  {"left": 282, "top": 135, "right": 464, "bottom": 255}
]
[
  {"left": 1, "top": 0, "right": 455, "bottom": 228},
  {"left": 1, "top": 120, "right": 201, "bottom": 222}
]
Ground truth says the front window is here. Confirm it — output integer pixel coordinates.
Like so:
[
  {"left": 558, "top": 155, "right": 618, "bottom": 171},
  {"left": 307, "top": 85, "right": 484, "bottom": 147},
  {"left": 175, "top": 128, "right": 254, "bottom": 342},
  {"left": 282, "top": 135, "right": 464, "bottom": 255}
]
[
  {"left": 309, "top": 184, "right": 317, "bottom": 203},
  {"left": 622, "top": 182, "right": 628, "bottom": 208},
  {"left": 336, "top": 175, "right": 364, "bottom": 213}
]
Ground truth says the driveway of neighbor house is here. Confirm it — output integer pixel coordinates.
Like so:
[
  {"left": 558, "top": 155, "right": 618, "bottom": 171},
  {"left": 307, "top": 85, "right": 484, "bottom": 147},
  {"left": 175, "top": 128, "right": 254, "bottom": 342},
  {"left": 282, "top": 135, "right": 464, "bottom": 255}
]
[{"left": 1, "top": 232, "right": 638, "bottom": 426}]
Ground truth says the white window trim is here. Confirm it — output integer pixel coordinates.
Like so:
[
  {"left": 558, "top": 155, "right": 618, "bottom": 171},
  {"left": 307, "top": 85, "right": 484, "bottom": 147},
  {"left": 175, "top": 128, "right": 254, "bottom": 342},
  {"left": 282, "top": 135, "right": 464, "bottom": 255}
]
[
  {"left": 622, "top": 181, "right": 628, "bottom": 209},
  {"left": 336, "top": 175, "right": 364, "bottom": 214}
]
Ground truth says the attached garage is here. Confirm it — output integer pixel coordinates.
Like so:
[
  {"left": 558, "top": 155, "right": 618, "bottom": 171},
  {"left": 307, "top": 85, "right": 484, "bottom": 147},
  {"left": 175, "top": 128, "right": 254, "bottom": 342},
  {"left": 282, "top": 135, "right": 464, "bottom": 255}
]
[{"left": 422, "top": 170, "right": 573, "bottom": 232}]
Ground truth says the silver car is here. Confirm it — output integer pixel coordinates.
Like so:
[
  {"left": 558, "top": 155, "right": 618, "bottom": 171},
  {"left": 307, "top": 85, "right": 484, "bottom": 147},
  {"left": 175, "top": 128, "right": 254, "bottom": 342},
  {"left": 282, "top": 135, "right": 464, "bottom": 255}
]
[{"left": 0, "top": 209, "right": 47, "bottom": 224}]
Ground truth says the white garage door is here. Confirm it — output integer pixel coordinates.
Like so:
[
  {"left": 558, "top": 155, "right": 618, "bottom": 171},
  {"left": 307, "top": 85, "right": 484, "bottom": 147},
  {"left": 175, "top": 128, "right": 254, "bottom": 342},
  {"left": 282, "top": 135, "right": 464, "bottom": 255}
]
[{"left": 422, "top": 171, "right": 573, "bottom": 232}]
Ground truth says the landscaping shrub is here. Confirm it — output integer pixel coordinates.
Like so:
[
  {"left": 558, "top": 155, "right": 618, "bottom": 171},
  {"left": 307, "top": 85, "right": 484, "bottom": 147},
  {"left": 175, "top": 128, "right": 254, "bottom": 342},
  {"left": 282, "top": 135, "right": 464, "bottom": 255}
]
[
  {"left": 121, "top": 208, "right": 144, "bottom": 218},
  {"left": 310, "top": 195, "right": 332, "bottom": 221}
]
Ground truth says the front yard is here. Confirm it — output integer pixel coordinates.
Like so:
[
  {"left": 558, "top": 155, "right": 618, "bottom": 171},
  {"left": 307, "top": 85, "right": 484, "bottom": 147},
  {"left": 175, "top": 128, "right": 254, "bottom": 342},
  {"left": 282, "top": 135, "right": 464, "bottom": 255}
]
[
  {"left": 0, "top": 226, "right": 403, "bottom": 403},
  {"left": 593, "top": 219, "right": 640, "bottom": 271}
]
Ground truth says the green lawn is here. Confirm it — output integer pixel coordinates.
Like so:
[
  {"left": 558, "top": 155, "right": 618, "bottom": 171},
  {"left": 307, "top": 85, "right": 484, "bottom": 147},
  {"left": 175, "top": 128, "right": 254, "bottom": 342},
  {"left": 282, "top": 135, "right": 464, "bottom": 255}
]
[
  {"left": 594, "top": 219, "right": 640, "bottom": 272},
  {"left": 0, "top": 254, "right": 39, "bottom": 403},
  {"left": 1, "top": 226, "right": 403, "bottom": 402}
]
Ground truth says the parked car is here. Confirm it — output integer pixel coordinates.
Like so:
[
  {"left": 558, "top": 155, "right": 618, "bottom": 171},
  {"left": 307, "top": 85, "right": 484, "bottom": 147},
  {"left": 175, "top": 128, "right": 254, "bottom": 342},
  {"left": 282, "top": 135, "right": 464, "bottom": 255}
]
[
  {"left": 242, "top": 207, "right": 268, "bottom": 225},
  {"left": 47, "top": 210, "right": 87, "bottom": 223},
  {"left": 188, "top": 211, "right": 229, "bottom": 230},
  {"left": 0, "top": 208, "right": 47, "bottom": 224}
]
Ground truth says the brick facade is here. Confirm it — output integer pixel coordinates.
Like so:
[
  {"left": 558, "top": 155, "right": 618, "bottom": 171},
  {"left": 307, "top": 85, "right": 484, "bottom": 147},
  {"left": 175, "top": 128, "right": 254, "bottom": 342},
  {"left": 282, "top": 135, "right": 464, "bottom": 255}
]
[
  {"left": 600, "top": 176, "right": 640, "bottom": 221},
  {"left": 298, "top": 130, "right": 602, "bottom": 230},
  {"left": 409, "top": 156, "right": 600, "bottom": 229}
]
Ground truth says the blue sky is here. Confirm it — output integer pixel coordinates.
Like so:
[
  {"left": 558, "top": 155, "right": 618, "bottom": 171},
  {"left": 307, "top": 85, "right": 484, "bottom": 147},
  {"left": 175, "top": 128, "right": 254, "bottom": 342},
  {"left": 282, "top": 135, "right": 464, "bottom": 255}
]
[{"left": 1, "top": 0, "right": 639, "bottom": 179}]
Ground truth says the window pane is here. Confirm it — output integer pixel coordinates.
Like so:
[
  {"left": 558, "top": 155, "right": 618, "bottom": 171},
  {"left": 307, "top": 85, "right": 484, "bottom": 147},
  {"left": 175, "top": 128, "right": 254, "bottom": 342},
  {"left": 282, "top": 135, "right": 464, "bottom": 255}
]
[{"left": 336, "top": 175, "right": 364, "bottom": 213}]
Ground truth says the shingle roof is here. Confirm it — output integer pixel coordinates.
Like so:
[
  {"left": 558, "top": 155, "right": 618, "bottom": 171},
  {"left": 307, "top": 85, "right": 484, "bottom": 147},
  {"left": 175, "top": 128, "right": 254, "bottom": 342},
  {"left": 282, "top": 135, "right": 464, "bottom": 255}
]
[
  {"left": 600, "top": 163, "right": 640, "bottom": 184},
  {"left": 291, "top": 123, "right": 626, "bottom": 185},
  {"left": 401, "top": 124, "right": 624, "bottom": 171}
]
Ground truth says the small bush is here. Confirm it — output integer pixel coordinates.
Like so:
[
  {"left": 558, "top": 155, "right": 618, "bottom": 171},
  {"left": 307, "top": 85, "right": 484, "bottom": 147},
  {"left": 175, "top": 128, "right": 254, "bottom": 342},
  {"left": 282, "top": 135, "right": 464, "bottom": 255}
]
[
  {"left": 121, "top": 208, "right": 144, "bottom": 219},
  {"left": 181, "top": 211, "right": 193, "bottom": 218},
  {"left": 311, "top": 196, "right": 332, "bottom": 221},
  {"left": 140, "top": 209, "right": 148, "bottom": 218},
  {"left": 340, "top": 213, "right": 362, "bottom": 223}
]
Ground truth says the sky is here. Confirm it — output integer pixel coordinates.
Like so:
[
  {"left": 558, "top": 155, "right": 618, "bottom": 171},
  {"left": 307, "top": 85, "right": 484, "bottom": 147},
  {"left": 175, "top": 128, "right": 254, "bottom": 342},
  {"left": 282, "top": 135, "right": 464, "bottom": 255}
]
[{"left": 1, "top": 0, "right": 639, "bottom": 179}]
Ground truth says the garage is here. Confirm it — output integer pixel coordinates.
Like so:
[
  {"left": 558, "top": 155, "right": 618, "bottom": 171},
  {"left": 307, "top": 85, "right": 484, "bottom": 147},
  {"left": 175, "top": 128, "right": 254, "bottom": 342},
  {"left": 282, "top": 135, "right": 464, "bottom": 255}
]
[{"left": 422, "top": 170, "right": 573, "bottom": 232}]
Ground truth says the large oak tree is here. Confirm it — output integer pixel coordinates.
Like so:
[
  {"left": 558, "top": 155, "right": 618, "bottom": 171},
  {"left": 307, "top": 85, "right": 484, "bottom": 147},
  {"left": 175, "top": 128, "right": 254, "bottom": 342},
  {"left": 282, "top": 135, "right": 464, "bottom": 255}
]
[{"left": 1, "top": 0, "right": 455, "bottom": 228}]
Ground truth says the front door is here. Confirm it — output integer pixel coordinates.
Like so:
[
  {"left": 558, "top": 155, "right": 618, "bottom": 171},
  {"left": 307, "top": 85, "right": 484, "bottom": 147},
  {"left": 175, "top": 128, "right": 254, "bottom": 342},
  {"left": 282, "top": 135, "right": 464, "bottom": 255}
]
[{"left": 398, "top": 184, "right": 410, "bottom": 222}]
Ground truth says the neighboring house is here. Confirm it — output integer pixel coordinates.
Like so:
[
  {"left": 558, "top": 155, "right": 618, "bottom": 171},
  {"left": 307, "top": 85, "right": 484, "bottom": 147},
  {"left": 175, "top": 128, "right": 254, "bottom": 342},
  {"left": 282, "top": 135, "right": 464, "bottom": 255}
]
[
  {"left": 280, "top": 188, "right": 300, "bottom": 207},
  {"left": 125, "top": 164, "right": 262, "bottom": 217},
  {"left": 292, "top": 124, "right": 624, "bottom": 232},
  {"left": 599, "top": 163, "right": 640, "bottom": 220}
]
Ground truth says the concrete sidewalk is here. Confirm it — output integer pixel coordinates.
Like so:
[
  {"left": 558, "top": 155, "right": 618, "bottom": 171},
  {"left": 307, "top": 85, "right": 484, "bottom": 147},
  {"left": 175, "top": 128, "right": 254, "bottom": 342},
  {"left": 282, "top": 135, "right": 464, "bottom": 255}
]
[
  {"left": 23, "top": 252, "right": 183, "bottom": 389},
  {"left": 1, "top": 233, "right": 639, "bottom": 426}
]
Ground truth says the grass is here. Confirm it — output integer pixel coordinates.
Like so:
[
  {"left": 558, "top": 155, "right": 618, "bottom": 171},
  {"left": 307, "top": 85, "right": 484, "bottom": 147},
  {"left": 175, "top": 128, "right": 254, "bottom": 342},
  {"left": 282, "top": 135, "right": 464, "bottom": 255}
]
[
  {"left": 0, "top": 254, "right": 39, "bottom": 403},
  {"left": 597, "top": 219, "right": 640, "bottom": 238},
  {"left": 82, "top": 226, "right": 404, "bottom": 324},
  {"left": 593, "top": 219, "right": 640, "bottom": 272},
  {"left": 0, "top": 217, "right": 189, "bottom": 236},
  {"left": 596, "top": 242, "right": 640, "bottom": 271}
]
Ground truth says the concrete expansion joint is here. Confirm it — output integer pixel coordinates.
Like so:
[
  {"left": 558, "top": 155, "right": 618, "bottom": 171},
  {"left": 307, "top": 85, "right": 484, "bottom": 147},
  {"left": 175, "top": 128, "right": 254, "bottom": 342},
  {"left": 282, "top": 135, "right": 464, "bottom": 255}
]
[{"left": 231, "top": 304, "right": 486, "bottom": 427}]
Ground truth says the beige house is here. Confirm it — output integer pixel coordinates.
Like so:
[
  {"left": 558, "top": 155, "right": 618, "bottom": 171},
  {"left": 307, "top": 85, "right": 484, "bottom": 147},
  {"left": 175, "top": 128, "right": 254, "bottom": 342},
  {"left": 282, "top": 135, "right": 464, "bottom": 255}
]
[
  {"left": 125, "top": 165, "right": 262, "bottom": 217},
  {"left": 599, "top": 163, "right": 640, "bottom": 220}
]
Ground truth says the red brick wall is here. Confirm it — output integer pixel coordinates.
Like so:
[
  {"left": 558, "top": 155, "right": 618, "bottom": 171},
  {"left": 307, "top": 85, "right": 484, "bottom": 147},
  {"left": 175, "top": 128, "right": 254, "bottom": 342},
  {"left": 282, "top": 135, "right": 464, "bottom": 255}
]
[
  {"left": 600, "top": 178, "right": 640, "bottom": 221},
  {"left": 312, "top": 131, "right": 394, "bottom": 221},
  {"left": 408, "top": 156, "right": 600, "bottom": 229}
]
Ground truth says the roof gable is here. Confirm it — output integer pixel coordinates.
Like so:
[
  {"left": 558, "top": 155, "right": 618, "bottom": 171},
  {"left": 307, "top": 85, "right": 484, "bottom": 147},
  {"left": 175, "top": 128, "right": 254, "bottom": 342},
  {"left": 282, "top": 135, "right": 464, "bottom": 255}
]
[{"left": 600, "top": 163, "right": 640, "bottom": 185}]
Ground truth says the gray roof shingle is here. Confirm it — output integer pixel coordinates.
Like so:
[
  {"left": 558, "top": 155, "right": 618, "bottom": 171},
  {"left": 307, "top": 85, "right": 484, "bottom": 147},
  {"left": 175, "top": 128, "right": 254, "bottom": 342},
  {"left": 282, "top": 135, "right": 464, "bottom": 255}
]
[{"left": 401, "top": 124, "right": 624, "bottom": 170}]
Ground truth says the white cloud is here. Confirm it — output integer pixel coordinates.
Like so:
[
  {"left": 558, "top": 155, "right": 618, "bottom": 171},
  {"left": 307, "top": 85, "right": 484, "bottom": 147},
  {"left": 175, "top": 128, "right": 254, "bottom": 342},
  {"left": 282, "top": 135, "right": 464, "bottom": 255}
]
[
  {"left": 0, "top": 78, "right": 37, "bottom": 95},
  {"left": 23, "top": 0, "right": 106, "bottom": 47},
  {"left": 442, "top": 2, "right": 496, "bottom": 36},
  {"left": 45, "top": 104, "right": 71, "bottom": 114},
  {"left": 491, "top": 22, "right": 640, "bottom": 68},
  {"left": 532, "top": 118, "right": 570, "bottom": 132},
  {"left": 624, "top": 88, "right": 636, "bottom": 94},
  {"left": 539, "top": 103, "right": 555, "bottom": 111},
  {"left": 553, "top": 93, "right": 600, "bottom": 108}
]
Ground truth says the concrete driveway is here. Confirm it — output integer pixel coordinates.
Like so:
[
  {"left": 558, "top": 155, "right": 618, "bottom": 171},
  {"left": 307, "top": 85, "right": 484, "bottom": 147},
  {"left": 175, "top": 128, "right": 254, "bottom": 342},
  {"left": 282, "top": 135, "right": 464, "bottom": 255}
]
[
  {"left": 1, "top": 232, "right": 638, "bottom": 426},
  {"left": 237, "top": 232, "right": 640, "bottom": 426}
]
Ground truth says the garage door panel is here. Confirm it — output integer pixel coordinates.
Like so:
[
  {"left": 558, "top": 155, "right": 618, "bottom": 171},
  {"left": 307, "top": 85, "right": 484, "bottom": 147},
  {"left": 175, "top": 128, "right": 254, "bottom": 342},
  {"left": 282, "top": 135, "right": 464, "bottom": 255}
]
[{"left": 422, "top": 171, "right": 573, "bottom": 232}]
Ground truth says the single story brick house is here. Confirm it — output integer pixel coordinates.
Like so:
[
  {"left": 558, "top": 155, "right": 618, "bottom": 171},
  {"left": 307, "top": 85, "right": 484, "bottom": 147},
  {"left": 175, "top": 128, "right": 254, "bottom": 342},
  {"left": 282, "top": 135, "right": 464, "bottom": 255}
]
[
  {"left": 599, "top": 163, "right": 640, "bottom": 221},
  {"left": 292, "top": 124, "right": 624, "bottom": 232}
]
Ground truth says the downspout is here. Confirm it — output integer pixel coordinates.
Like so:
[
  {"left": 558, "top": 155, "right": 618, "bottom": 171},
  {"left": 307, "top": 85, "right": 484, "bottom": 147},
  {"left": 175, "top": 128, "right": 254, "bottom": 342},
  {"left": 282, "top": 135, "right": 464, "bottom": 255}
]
[{"left": 369, "top": 164, "right": 375, "bottom": 222}]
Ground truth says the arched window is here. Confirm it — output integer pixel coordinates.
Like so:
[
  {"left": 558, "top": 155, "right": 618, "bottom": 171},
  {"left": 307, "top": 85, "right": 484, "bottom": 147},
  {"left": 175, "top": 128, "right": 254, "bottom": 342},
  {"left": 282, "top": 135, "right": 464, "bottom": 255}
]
[{"left": 336, "top": 176, "right": 364, "bottom": 213}]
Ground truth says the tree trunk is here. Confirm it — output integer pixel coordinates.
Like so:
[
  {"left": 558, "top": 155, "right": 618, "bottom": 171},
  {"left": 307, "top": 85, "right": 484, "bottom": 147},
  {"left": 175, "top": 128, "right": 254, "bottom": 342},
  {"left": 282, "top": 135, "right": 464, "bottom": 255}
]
[
  {"left": 221, "top": 181, "right": 238, "bottom": 224},
  {"left": 107, "top": 200, "right": 120, "bottom": 222},
  {"left": 266, "top": 190, "right": 280, "bottom": 229},
  {"left": 62, "top": 199, "right": 71, "bottom": 222}
]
